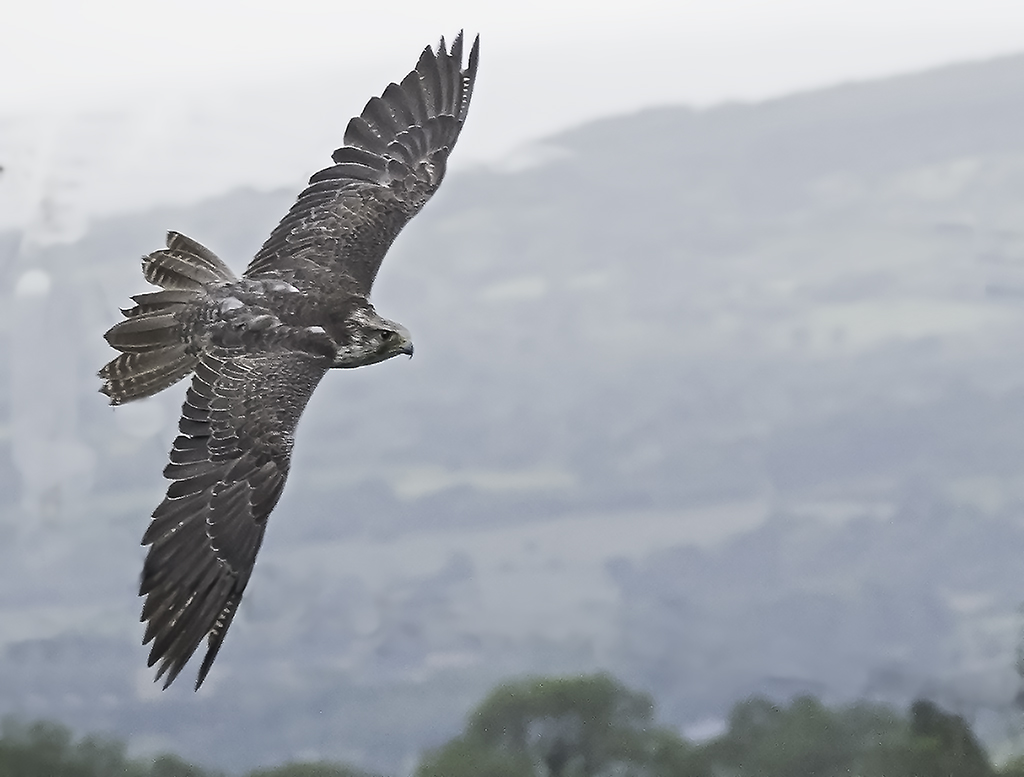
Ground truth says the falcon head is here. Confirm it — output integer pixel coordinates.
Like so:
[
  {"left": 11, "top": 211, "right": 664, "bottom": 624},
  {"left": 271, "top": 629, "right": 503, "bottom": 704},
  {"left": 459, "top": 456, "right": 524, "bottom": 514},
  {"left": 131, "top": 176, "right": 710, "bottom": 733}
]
[{"left": 333, "top": 308, "right": 413, "bottom": 368}]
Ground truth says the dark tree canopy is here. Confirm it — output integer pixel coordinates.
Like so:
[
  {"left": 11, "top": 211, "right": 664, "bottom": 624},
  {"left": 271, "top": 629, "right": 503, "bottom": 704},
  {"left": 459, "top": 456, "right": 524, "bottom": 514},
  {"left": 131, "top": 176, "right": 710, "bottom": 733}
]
[
  {"left": 418, "top": 673, "right": 701, "bottom": 777},
  {"left": 416, "top": 675, "right": 1008, "bottom": 777}
]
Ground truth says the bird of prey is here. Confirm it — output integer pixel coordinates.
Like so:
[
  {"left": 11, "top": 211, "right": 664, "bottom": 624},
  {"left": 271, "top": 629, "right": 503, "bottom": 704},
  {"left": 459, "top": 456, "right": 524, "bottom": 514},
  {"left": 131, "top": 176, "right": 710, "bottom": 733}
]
[{"left": 98, "top": 33, "right": 479, "bottom": 690}]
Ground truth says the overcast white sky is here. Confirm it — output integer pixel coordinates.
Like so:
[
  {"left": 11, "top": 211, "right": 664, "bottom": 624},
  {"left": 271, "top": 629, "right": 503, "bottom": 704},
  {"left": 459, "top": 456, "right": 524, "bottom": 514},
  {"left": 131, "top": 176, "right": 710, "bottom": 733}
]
[
  {"left": 9, "top": 1, "right": 1024, "bottom": 107},
  {"left": 5, "top": 0, "right": 1024, "bottom": 232}
]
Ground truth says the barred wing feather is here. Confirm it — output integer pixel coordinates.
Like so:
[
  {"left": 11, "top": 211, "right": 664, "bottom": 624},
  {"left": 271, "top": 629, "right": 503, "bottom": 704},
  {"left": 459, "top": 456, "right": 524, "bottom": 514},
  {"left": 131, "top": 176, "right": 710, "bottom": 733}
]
[
  {"left": 245, "top": 33, "right": 479, "bottom": 294},
  {"left": 140, "top": 349, "right": 328, "bottom": 689}
]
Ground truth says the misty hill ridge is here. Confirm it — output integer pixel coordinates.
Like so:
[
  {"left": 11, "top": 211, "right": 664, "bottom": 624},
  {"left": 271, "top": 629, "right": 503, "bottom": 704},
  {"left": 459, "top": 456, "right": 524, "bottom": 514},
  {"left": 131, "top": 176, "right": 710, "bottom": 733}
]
[{"left": 556, "top": 50, "right": 1024, "bottom": 180}]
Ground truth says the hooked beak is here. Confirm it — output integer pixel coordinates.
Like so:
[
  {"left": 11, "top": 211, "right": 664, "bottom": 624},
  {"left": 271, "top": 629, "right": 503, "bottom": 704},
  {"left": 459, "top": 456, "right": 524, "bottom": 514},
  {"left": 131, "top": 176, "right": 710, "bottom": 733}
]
[{"left": 392, "top": 324, "right": 413, "bottom": 358}]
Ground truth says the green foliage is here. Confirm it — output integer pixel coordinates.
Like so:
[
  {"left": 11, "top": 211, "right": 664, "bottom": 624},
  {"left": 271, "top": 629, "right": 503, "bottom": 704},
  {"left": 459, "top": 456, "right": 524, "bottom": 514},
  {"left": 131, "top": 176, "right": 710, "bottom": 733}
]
[
  {"left": 0, "top": 715, "right": 380, "bottom": 777},
  {"left": 468, "top": 673, "right": 653, "bottom": 765},
  {"left": 839, "top": 699, "right": 995, "bottom": 777},
  {"left": 0, "top": 716, "right": 223, "bottom": 777},
  {"left": 702, "top": 695, "right": 908, "bottom": 776},
  {"left": 699, "top": 695, "right": 999, "bottom": 777},
  {"left": 0, "top": 717, "right": 143, "bottom": 777},
  {"left": 417, "top": 674, "right": 1016, "bottom": 777},
  {"left": 246, "top": 763, "right": 377, "bottom": 777},
  {"left": 0, "top": 684, "right": 1015, "bottom": 777},
  {"left": 151, "top": 753, "right": 225, "bottom": 777},
  {"left": 416, "top": 736, "right": 534, "bottom": 777},
  {"left": 897, "top": 700, "right": 993, "bottom": 777},
  {"left": 417, "top": 673, "right": 705, "bottom": 777},
  {"left": 999, "top": 754, "right": 1024, "bottom": 776}
]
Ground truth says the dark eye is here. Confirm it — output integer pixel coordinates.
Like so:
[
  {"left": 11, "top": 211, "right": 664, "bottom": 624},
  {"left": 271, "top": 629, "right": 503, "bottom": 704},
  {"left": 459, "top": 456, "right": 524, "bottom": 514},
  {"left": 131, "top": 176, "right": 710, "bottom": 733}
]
[{"left": 380, "top": 330, "right": 394, "bottom": 342}]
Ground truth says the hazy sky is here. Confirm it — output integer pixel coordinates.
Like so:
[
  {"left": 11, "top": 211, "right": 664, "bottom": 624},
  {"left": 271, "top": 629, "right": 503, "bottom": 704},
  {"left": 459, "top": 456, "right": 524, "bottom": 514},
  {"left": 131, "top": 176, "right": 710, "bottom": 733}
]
[
  {"left": 9, "top": 0, "right": 1024, "bottom": 138},
  {"left": 5, "top": 0, "right": 1024, "bottom": 232}
]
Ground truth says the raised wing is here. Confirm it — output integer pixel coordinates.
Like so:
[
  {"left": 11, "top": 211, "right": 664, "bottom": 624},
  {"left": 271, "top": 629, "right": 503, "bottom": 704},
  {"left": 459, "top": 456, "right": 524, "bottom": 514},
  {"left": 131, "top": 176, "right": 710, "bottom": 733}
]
[
  {"left": 139, "top": 349, "right": 328, "bottom": 689},
  {"left": 245, "top": 32, "right": 480, "bottom": 294}
]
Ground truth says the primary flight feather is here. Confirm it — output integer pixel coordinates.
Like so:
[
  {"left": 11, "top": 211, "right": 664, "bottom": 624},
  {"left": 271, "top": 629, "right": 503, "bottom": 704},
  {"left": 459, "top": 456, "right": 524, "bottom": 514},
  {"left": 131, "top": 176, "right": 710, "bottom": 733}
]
[{"left": 99, "top": 33, "right": 480, "bottom": 690}]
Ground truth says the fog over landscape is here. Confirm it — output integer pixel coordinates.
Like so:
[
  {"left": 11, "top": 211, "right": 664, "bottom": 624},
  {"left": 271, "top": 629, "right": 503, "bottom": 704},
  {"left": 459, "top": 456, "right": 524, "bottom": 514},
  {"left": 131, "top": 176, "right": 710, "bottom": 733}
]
[{"left": 6, "top": 23, "right": 1024, "bottom": 775}]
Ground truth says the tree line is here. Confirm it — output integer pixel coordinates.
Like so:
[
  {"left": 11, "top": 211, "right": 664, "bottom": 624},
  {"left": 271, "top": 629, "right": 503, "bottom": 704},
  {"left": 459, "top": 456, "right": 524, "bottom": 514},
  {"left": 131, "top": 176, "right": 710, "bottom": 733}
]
[{"left": 5, "top": 673, "right": 1024, "bottom": 776}]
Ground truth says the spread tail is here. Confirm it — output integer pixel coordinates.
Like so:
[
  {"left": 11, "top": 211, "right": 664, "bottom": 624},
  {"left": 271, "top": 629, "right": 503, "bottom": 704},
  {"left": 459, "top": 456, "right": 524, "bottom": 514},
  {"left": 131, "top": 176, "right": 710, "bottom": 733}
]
[{"left": 99, "top": 232, "right": 237, "bottom": 405}]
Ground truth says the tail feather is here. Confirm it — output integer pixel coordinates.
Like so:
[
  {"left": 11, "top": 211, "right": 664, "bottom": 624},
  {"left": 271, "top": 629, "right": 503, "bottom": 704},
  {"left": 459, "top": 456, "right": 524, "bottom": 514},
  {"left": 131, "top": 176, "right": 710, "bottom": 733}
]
[
  {"left": 100, "top": 232, "right": 236, "bottom": 404},
  {"left": 122, "top": 289, "right": 198, "bottom": 317},
  {"left": 100, "top": 345, "right": 196, "bottom": 405},
  {"left": 105, "top": 312, "right": 181, "bottom": 351},
  {"left": 142, "top": 231, "right": 236, "bottom": 291}
]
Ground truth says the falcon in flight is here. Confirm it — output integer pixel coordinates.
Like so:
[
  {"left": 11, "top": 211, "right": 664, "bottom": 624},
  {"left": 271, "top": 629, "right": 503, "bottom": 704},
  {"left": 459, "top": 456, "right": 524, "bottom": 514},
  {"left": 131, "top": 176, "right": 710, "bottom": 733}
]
[{"left": 99, "top": 33, "right": 479, "bottom": 689}]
